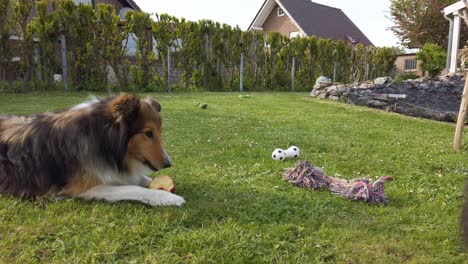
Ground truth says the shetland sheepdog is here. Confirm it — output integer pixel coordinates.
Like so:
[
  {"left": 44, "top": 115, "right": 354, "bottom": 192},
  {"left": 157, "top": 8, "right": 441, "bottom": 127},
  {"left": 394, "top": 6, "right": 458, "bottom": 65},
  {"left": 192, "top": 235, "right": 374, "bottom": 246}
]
[{"left": 0, "top": 94, "right": 185, "bottom": 206}]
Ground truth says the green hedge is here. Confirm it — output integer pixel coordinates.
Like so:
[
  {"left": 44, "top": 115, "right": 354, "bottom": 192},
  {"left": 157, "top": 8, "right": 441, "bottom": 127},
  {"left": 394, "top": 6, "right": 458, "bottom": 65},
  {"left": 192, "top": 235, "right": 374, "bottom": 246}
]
[{"left": 0, "top": 0, "right": 398, "bottom": 92}]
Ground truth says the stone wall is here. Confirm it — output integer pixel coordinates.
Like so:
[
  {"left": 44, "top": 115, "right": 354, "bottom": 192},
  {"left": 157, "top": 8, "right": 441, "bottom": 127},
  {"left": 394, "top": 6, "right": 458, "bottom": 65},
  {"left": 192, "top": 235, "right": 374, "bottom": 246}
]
[{"left": 310, "top": 75, "right": 465, "bottom": 122}]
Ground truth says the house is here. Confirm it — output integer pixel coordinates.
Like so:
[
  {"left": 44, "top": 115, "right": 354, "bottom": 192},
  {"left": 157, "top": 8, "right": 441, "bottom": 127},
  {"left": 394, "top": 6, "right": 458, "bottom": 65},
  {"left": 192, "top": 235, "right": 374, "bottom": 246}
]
[
  {"left": 394, "top": 53, "right": 424, "bottom": 77},
  {"left": 248, "top": 0, "right": 373, "bottom": 46},
  {"left": 85, "top": 0, "right": 140, "bottom": 12}
]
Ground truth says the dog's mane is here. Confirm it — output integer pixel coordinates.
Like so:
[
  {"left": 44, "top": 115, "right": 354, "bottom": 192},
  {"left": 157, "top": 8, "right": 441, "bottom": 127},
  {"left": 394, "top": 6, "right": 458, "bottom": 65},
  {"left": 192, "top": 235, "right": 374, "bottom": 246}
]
[{"left": 0, "top": 95, "right": 142, "bottom": 197}]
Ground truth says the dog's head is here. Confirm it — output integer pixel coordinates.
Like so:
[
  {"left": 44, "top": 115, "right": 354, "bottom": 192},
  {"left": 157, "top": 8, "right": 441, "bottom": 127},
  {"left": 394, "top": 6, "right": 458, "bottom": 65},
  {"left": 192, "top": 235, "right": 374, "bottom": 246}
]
[{"left": 107, "top": 94, "right": 171, "bottom": 173}]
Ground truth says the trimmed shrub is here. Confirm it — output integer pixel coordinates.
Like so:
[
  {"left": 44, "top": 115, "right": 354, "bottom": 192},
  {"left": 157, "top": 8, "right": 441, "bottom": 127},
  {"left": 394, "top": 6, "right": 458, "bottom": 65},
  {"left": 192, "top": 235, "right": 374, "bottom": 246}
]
[{"left": 416, "top": 43, "right": 446, "bottom": 78}]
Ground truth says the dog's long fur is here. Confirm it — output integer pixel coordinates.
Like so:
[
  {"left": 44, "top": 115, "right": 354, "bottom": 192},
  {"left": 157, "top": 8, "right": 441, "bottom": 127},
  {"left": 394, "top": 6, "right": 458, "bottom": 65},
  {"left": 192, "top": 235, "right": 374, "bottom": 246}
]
[{"left": 0, "top": 94, "right": 185, "bottom": 206}]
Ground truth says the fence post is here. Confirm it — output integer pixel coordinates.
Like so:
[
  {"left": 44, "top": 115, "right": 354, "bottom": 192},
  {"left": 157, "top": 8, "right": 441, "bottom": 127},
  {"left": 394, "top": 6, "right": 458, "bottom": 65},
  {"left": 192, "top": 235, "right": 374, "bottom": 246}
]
[
  {"left": 333, "top": 61, "right": 337, "bottom": 83},
  {"left": 366, "top": 63, "right": 370, "bottom": 81},
  {"left": 34, "top": 45, "right": 42, "bottom": 81},
  {"left": 332, "top": 49, "right": 337, "bottom": 83},
  {"left": 291, "top": 57, "right": 295, "bottom": 92},
  {"left": 240, "top": 52, "right": 244, "bottom": 92},
  {"left": 365, "top": 49, "right": 370, "bottom": 81},
  {"left": 454, "top": 73, "right": 468, "bottom": 151},
  {"left": 167, "top": 46, "right": 171, "bottom": 93},
  {"left": 60, "top": 34, "right": 68, "bottom": 92}
]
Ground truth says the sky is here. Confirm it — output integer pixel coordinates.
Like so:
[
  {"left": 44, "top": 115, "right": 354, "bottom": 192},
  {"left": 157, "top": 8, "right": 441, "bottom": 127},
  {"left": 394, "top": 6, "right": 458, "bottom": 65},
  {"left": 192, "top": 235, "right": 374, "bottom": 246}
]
[{"left": 134, "top": 0, "right": 401, "bottom": 47}]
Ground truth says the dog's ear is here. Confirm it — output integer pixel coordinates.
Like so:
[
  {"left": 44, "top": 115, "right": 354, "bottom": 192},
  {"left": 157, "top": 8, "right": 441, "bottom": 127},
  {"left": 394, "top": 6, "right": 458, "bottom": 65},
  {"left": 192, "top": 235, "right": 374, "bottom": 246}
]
[
  {"left": 108, "top": 94, "right": 140, "bottom": 123},
  {"left": 144, "top": 97, "right": 161, "bottom": 112}
]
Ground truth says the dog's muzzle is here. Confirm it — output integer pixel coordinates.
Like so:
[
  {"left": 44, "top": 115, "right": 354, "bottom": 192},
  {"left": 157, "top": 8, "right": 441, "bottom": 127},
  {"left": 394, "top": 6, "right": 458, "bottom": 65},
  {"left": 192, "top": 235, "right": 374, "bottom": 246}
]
[
  {"left": 162, "top": 150, "right": 172, "bottom": 169},
  {"left": 144, "top": 160, "right": 159, "bottom": 171}
]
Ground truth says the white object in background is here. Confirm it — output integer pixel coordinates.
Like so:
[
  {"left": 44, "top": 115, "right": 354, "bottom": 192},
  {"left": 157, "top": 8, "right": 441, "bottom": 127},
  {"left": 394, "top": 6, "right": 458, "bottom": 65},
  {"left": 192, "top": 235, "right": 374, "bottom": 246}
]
[{"left": 53, "top": 74, "right": 63, "bottom": 82}]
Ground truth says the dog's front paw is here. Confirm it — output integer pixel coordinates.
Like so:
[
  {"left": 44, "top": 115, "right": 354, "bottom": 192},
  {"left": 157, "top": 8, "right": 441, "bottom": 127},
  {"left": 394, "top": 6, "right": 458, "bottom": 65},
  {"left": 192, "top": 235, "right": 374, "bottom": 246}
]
[{"left": 144, "top": 190, "right": 185, "bottom": 207}]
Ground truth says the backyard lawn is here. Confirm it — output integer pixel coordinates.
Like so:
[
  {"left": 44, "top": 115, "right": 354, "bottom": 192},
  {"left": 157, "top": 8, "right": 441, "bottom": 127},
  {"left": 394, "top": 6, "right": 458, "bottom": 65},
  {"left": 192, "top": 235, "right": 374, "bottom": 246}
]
[{"left": 0, "top": 92, "right": 467, "bottom": 263}]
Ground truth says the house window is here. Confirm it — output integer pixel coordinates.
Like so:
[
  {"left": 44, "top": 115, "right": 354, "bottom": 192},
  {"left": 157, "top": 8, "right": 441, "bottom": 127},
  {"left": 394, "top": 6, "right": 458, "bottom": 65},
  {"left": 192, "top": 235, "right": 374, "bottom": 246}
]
[
  {"left": 123, "top": 33, "right": 138, "bottom": 56},
  {"left": 289, "top": 31, "right": 302, "bottom": 39},
  {"left": 119, "top": 7, "right": 137, "bottom": 55},
  {"left": 119, "top": 7, "right": 134, "bottom": 20},
  {"left": 74, "top": 0, "right": 92, "bottom": 5},
  {"left": 404, "top": 58, "right": 417, "bottom": 71},
  {"left": 277, "top": 7, "right": 285, "bottom": 16}
]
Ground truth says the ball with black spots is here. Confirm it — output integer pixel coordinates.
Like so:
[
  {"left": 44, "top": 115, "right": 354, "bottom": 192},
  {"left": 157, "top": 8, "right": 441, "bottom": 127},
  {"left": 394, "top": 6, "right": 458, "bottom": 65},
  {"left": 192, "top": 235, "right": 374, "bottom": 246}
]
[
  {"left": 285, "top": 146, "right": 301, "bottom": 159},
  {"left": 272, "top": 148, "right": 286, "bottom": 161}
]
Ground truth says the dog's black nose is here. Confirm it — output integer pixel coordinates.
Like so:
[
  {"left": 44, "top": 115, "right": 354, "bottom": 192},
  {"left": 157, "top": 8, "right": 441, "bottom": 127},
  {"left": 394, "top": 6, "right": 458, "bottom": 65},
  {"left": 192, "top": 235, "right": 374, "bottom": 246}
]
[{"left": 163, "top": 160, "right": 172, "bottom": 169}]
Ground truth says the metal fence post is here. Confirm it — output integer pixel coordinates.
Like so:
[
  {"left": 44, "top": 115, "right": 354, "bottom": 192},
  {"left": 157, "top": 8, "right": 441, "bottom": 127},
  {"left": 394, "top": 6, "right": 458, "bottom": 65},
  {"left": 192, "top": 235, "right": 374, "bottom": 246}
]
[
  {"left": 332, "top": 48, "right": 337, "bottom": 83},
  {"left": 291, "top": 57, "right": 295, "bottom": 92},
  {"left": 240, "top": 52, "right": 244, "bottom": 92},
  {"left": 60, "top": 34, "right": 68, "bottom": 92},
  {"left": 167, "top": 46, "right": 171, "bottom": 93},
  {"left": 34, "top": 45, "right": 42, "bottom": 81},
  {"left": 365, "top": 49, "right": 370, "bottom": 81},
  {"left": 333, "top": 61, "right": 337, "bottom": 83}
]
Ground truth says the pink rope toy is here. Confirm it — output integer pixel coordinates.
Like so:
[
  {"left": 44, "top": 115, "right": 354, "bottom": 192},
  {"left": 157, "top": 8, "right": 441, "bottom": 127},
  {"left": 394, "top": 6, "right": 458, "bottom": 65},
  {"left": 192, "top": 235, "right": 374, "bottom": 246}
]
[{"left": 282, "top": 160, "right": 394, "bottom": 204}]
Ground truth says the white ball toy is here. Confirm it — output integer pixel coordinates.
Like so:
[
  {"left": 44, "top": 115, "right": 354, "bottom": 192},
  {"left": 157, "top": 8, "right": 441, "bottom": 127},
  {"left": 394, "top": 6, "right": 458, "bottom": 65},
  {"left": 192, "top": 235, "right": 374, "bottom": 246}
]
[
  {"left": 271, "top": 148, "right": 286, "bottom": 161},
  {"left": 285, "top": 146, "right": 301, "bottom": 159}
]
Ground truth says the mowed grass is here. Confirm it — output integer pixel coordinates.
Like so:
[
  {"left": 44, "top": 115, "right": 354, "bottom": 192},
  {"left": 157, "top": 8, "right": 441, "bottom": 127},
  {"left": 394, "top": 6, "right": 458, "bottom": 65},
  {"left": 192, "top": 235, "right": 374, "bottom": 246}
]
[{"left": 0, "top": 92, "right": 467, "bottom": 263}]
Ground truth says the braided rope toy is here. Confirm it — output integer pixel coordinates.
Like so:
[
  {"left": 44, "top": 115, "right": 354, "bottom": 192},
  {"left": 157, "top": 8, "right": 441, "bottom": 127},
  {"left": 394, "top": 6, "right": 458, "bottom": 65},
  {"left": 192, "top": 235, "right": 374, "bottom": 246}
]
[{"left": 282, "top": 160, "right": 394, "bottom": 204}]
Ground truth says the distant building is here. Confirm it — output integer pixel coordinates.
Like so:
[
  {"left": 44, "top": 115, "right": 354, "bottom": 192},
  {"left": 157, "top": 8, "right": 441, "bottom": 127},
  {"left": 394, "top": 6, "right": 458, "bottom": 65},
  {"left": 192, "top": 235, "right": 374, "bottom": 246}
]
[
  {"left": 248, "top": 0, "right": 373, "bottom": 46},
  {"left": 394, "top": 53, "right": 424, "bottom": 77}
]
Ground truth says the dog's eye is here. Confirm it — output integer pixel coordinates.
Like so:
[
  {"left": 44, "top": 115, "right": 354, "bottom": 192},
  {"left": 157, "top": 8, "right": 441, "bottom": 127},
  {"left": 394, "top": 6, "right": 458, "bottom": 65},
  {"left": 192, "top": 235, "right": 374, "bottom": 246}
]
[{"left": 145, "top": 131, "right": 154, "bottom": 139}]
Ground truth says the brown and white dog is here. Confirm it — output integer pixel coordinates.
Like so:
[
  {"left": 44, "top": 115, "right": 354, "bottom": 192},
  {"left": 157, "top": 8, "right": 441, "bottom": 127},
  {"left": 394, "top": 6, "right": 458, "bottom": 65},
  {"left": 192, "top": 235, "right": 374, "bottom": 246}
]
[{"left": 0, "top": 94, "right": 185, "bottom": 206}]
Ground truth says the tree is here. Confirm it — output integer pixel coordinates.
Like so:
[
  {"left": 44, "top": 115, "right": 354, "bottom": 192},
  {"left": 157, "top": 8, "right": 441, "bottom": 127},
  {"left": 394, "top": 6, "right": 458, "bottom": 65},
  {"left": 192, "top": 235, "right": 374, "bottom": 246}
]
[
  {"left": 73, "top": 3, "right": 98, "bottom": 90},
  {"left": 152, "top": 13, "right": 177, "bottom": 88},
  {"left": 97, "top": 3, "right": 131, "bottom": 91},
  {"left": 390, "top": 0, "right": 468, "bottom": 48},
  {"left": 10, "top": 0, "right": 34, "bottom": 92},
  {"left": 56, "top": 0, "right": 77, "bottom": 89},
  {"left": 29, "top": 0, "right": 59, "bottom": 85},
  {"left": 126, "top": 10, "right": 153, "bottom": 89},
  {"left": 0, "top": 0, "right": 11, "bottom": 82}
]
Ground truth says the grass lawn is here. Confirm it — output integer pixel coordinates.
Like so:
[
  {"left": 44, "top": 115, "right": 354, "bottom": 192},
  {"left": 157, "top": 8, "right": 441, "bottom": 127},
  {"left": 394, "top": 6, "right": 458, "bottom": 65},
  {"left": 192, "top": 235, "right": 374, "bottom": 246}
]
[{"left": 0, "top": 92, "right": 467, "bottom": 263}]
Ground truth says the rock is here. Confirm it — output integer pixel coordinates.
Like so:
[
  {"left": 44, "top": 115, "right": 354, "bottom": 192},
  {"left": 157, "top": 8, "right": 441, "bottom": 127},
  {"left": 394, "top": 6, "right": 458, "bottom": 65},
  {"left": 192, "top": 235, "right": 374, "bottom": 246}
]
[
  {"left": 438, "top": 75, "right": 450, "bottom": 82},
  {"left": 374, "top": 77, "right": 392, "bottom": 85},
  {"left": 319, "top": 81, "right": 333, "bottom": 88},
  {"left": 315, "top": 76, "right": 330, "bottom": 85},
  {"left": 313, "top": 81, "right": 333, "bottom": 89},
  {"left": 418, "top": 83, "right": 430, "bottom": 90},
  {"left": 310, "top": 89, "right": 321, "bottom": 97},
  {"left": 367, "top": 100, "right": 387, "bottom": 108},
  {"left": 308, "top": 75, "right": 463, "bottom": 122},
  {"left": 337, "top": 86, "right": 349, "bottom": 94},
  {"left": 318, "top": 93, "right": 329, "bottom": 99},
  {"left": 359, "top": 89, "right": 373, "bottom": 95},
  {"left": 327, "top": 85, "right": 346, "bottom": 96},
  {"left": 53, "top": 74, "right": 63, "bottom": 82},
  {"left": 326, "top": 85, "right": 337, "bottom": 92},
  {"left": 357, "top": 83, "right": 375, "bottom": 89}
]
